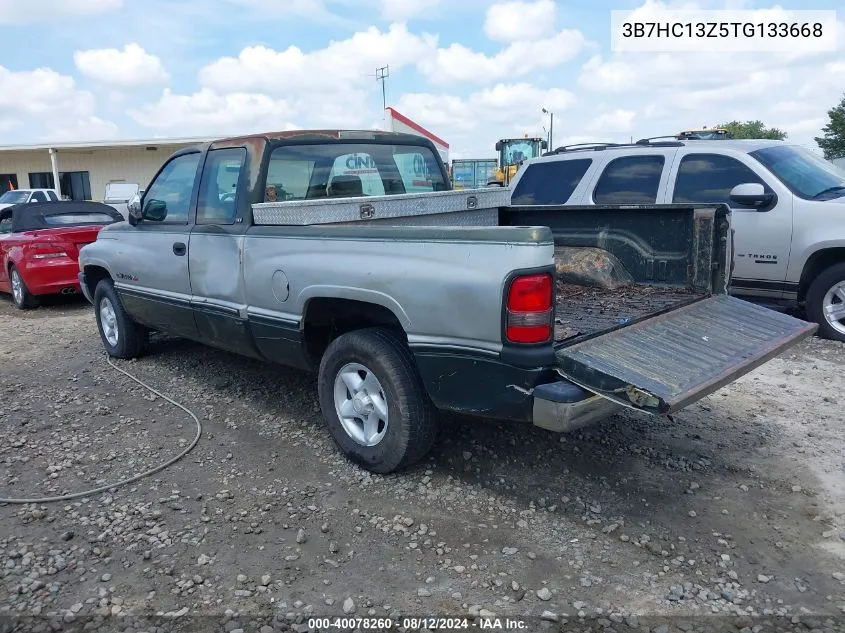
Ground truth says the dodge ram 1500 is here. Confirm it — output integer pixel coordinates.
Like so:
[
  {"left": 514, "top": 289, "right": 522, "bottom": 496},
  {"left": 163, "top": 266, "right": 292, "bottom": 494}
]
[{"left": 77, "top": 129, "right": 817, "bottom": 473}]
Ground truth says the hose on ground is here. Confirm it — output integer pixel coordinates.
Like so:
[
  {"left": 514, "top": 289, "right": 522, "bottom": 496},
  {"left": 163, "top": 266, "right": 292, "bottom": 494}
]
[{"left": 0, "top": 355, "right": 202, "bottom": 505}]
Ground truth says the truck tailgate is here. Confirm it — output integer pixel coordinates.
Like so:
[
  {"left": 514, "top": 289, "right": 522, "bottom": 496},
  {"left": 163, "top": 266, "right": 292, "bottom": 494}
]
[{"left": 555, "top": 295, "right": 817, "bottom": 414}]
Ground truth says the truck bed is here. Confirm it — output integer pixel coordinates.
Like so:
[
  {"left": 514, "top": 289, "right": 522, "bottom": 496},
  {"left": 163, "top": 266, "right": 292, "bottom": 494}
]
[{"left": 554, "top": 281, "right": 702, "bottom": 342}]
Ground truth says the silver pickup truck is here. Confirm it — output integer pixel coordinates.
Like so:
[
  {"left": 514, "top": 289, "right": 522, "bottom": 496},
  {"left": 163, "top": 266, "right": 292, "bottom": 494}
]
[{"left": 77, "top": 129, "right": 817, "bottom": 474}]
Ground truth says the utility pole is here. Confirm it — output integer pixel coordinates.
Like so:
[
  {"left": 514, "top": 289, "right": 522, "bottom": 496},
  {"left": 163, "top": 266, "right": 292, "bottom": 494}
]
[
  {"left": 542, "top": 108, "right": 554, "bottom": 150},
  {"left": 376, "top": 65, "right": 390, "bottom": 128}
]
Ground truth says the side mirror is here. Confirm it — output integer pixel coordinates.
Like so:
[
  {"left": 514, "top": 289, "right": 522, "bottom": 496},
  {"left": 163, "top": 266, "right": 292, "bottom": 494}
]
[
  {"left": 541, "top": 140, "right": 548, "bottom": 150},
  {"left": 143, "top": 199, "right": 168, "bottom": 222},
  {"left": 729, "top": 183, "right": 775, "bottom": 209},
  {"left": 495, "top": 141, "right": 503, "bottom": 151},
  {"left": 126, "top": 193, "right": 142, "bottom": 226}
]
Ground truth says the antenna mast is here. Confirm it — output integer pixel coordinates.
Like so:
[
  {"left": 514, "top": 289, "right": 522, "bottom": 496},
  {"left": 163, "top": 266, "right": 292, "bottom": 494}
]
[{"left": 376, "top": 65, "right": 390, "bottom": 111}]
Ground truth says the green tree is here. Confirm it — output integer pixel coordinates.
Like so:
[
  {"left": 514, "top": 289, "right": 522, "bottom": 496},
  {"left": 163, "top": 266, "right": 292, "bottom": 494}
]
[
  {"left": 716, "top": 120, "right": 787, "bottom": 140},
  {"left": 815, "top": 93, "right": 845, "bottom": 160}
]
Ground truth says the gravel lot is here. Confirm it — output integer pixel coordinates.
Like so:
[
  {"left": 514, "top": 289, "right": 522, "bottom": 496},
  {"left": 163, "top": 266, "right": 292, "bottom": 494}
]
[{"left": 1, "top": 295, "right": 844, "bottom": 633}]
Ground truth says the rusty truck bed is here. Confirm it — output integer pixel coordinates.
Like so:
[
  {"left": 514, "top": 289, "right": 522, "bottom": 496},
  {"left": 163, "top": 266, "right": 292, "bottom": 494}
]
[{"left": 554, "top": 281, "right": 702, "bottom": 342}]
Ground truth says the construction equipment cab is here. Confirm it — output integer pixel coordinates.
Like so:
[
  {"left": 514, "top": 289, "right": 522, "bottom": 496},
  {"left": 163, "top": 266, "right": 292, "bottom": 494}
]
[
  {"left": 488, "top": 136, "right": 548, "bottom": 186},
  {"left": 677, "top": 128, "right": 734, "bottom": 140}
]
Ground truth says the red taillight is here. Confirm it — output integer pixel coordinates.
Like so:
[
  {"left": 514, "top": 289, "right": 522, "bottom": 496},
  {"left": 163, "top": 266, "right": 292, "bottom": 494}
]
[{"left": 506, "top": 273, "right": 553, "bottom": 344}]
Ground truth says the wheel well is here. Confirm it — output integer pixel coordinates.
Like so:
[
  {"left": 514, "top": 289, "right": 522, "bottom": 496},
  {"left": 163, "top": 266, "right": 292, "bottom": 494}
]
[
  {"left": 799, "top": 248, "right": 845, "bottom": 300},
  {"left": 82, "top": 265, "right": 112, "bottom": 298},
  {"left": 303, "top": 298, "right": 406, "bottom": 365}
]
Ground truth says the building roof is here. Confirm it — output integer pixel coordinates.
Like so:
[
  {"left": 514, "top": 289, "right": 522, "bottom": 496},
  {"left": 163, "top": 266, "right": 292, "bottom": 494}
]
[
  {"left": 385, "top": 107, "right": 450, "bottom": 149},
  {"left": 0, "top": 136, "right": 216, "bottom": 153}
]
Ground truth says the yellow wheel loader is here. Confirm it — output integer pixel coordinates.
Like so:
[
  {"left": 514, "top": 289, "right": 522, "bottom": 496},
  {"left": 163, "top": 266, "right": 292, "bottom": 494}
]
[{"left": 487, "top": 136, "right": 548, "bottom": 187}]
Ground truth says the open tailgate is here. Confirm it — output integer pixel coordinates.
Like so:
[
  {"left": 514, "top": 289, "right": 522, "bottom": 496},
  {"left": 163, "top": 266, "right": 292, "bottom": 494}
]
[{"left": 555, "top": 295, "right": 817, "bottom": 414}]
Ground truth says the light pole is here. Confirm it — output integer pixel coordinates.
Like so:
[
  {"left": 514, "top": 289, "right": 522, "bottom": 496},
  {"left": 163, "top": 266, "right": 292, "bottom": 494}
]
[{"left": 542, "top": 108, "right": 554, "bottom": 150}]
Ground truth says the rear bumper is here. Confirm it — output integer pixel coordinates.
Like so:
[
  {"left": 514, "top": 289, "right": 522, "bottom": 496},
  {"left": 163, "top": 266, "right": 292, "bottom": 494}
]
[
  {"left": 20, "top": 259, "right": 82, "bottom": 296},
  {"left": 532, "top": 381, "right": 622, "bottom": 432},
  {"left": 78, "top": 272, "right": 94, "bottom": 303},
  {"left": 412, "top": 349, "right": 619, "bottom": 429}
]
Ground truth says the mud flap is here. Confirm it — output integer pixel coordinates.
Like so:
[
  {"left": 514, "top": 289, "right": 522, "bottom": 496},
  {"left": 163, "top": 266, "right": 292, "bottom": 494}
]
[{"left": 554, "top": 295, "right": 818, "bottom": 414}]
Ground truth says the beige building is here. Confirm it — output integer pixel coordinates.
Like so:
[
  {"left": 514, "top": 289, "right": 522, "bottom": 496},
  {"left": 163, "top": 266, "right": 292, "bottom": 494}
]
[{"left": 0, "top": 137, "right": 213, "bottom": 201}]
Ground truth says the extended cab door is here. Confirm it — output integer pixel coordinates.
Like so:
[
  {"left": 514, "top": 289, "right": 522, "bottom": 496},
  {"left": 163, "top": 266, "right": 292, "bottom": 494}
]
[
  {"left": 112, "top": 151, "right": 200, "bottom": 337},
  {"left": 665, "top": 150, "right": 794, "bottom": 299},
  {"left": 187, "top": 146, "right": 262, "bottom": 358}
]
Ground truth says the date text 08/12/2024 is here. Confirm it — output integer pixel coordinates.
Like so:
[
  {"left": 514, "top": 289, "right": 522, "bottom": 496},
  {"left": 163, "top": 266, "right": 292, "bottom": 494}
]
[{"left": 306, "top": 617, "right": 529, "bottom": 630}]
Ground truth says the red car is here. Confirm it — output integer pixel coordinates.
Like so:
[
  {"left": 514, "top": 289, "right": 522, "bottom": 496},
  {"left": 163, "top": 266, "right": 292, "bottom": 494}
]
[{"left": 0, "top": 201, "right": 124, "bottom": 309}]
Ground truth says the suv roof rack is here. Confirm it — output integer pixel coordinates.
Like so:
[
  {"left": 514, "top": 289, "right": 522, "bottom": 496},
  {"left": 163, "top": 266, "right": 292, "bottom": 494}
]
[
  {"left": 544, "top": 142, "right": 625, "bottom": 155},
  {"left": 544, "top": 139, "right": 684, "bottom": 156},
  {"left": 635, "top": 136, "right": 685, "bottom": 145}
]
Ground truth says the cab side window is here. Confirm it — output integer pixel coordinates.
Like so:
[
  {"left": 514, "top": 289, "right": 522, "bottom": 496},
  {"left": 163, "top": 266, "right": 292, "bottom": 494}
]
[
  {"left": 142, "top": 153, "right": 201, "bottom": 224},
  {"left": 593, "top": 155, "right": 665, "bottom": 204},
  {"left": 672, "top": 153, "right": 770, "bottom": 206},
  {"left": 31, "top": 191, "right": 48, "bottom": 202},
  {"left": 197, "top": 148, "right": 246, "bottom": 225}
]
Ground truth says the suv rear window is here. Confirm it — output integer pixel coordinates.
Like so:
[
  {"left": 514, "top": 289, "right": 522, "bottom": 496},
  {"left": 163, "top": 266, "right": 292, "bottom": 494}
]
[
  {"left": 511, "top": 159, "right": 592, "bottom": 205},
  {"left": 593, "top": 155, "right": 665, "bottom": 204},
  {"left": 265, "top": 143, "right": 447, "bottom": 201}
]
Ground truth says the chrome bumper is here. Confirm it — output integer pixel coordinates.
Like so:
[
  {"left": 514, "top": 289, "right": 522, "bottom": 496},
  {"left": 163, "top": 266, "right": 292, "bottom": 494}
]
[{"left": 532, "top": 381, "right": 622, "bottom": 433}]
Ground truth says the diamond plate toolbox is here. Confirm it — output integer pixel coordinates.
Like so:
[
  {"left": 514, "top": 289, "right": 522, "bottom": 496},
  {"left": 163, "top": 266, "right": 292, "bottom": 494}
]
[{"left": 251, "top": 187, "right": 511, "bottom": 226}]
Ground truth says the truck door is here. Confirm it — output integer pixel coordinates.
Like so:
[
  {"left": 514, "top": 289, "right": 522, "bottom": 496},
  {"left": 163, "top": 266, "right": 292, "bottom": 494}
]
[
  {"left": 666, "top": 150, "right": 794, "bottom": 299},
  {"left": 112, "top": 151, "right": 200, "bottom": 338},
  {"left": 188, "top": 146, "right": 262, "bottom": 358}
]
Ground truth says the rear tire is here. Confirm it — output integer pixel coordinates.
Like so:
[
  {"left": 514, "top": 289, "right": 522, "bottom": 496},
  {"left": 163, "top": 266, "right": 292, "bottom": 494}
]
[
  {"left": 9, "top": 265, "right": 37, "bottom": 310},
  {"left": 93, "top": 278, "right": 147, "bottom": 359},
  {"left": 805, "top": 262, "right": 845, "bottom": 343},
  {"left": 317, "top": 327, "right": 438, "bottom": 474}
]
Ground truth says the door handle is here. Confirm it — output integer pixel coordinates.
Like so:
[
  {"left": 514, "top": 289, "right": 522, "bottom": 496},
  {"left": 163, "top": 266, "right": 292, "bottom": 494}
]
[{"left": 173, "top": 242, "right": 186, "bottom": 256}]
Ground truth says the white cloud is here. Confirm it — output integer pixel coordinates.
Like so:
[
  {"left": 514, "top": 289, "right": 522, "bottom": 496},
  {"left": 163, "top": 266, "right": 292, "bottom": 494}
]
[
  {"left": 45, "top": 117, "right": 120, "bottom": 142},
  {"left": 0, "top": 65, "right": 118, "bottom": 143},
  {"left": 199, "top": 24, "right": 436, "bottom": 96},
  {"left": 380, "top": 0, "right": 442, "bottom": 21},
  {"left": 587, "top": 109, "right": 636, "bottom": 133},
  {"left": 419, "top": 29, "right": 588, "bottom": 84},
  {"left": 0, "top": 0, "right": 121, "bottom": 23},
  {"left": 484, "top": 0, "right": 557, "bottom": 42},
  {"left": 575, "top": 0, "right": 845, "bottom": 147},
  {"left": 224, "top": 0, "right": 355, "bottom": 27},
  {"left": 0, "top": 67, "right": 91, "bottom": 116},
  {"left": 74, "top": 44, "right": 170, "bottom": 89},
  {"left": 128, "top": 88, "right": 299, "bottom": 136},
  {"left": 395, "top": 83, "right": 576, "bottom": 157}
]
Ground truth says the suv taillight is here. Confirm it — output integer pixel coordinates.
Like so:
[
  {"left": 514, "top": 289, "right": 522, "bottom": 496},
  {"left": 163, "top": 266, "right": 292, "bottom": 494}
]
[{"left": 505, "top": 273, "right": 553, "bottom": 344}]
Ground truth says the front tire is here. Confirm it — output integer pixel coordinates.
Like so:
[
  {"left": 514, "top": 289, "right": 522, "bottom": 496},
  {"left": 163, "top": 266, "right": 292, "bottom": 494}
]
[
  {"left": 9, "top": 265, "right": 37, "bottom": 310},
  {"left": 317, "top": 327, "right": 438, "bottom": 474},
  {"left": 93, "top": 278, "right": 147, "bottom": 359},
  {"left": 806, "top": 262, "right": 845, "bottom": 342}
]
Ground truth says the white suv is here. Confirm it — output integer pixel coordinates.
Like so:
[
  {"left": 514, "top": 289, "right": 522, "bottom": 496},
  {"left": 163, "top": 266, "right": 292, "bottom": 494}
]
[{"left": 509, "top": 139, "right": 845, "bottom": 342}]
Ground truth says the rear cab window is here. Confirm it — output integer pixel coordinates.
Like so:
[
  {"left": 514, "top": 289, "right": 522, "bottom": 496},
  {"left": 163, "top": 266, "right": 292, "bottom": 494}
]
[
  {"left": 512, "top": 159, "right": 592, "bottom": 205},
  {"left": 593, "top": 155, "right": 666, "bottom": 204},
  {"left": 264, "top": 142, "right": 447, "bottom": 202},
  {"left": 43, "top": 213, "right": 119, "bottom": 226}
]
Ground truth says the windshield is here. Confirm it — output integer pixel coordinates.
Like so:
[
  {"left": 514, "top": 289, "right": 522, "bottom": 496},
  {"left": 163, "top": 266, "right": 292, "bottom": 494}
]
[
  {"left": 750, "top": 145, "right": 845, "bottom": 200},
  {"left": 502, "top": 141, "right": 540, "bottom": 165},
  {"left": 0, "top": 191, "right": 28, "bottom": 204}
]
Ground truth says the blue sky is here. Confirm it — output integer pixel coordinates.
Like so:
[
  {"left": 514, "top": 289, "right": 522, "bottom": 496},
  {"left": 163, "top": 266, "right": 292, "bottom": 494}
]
[{"left": 0, "top": 0, "right": 842, "bottom": 158}]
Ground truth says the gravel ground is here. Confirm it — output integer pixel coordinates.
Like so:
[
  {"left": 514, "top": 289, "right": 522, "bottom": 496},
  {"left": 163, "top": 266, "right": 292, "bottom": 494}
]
[{"left": 1, "top": 295, "right": 845, "bottom": 633}]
